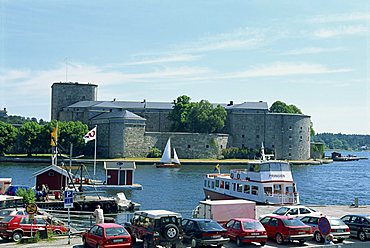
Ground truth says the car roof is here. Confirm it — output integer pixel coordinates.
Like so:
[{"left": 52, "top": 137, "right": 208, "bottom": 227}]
[
  {"left": 135, "top": 210, "right": 182, "bottom": 218},
  {"left": 232, "top": 218, "right": 259, "bottom": 222},
  {"left": 96, "top": 223, "right": 124, "bottom": 228},
  {"left": 263, "top": 215, "right": 293, "bottom": 220},
  {"left": 343, "top": 214, "right": 370, "bottom": 218}
]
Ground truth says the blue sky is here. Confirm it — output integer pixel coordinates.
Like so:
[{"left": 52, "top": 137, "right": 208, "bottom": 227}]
[{"left": 0, "top": 1, "right": 369, "bottom": 134}]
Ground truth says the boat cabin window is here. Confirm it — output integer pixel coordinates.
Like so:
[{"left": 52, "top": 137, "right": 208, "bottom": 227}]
[
  {"left": 285, "top": 186, "right": 293, "bottom": 194},
  {"left": 225, "top": 182, "right": 230, "bottom": 190},
  {"left": 273, "top": 185, "right": 282, "bottom": 194},
  {"left": 251, "top": 186, "right": 259, "bottom": 195},
  {"left": 264, "top": 187, "right": 272, "bottom": 196},
  {"left": 220, "top": 181, "right": 224, "bottom": 189},
  {"left": 211, "top": 181, "right": 215, "bottom": 189},
  {"left": 237, "top": 183, "right": 242, "bottom": 192},
  {"left": 215, "top": 180, "right": 219, "bottom": 188},
  {"left": 208, "top": 181, "right": 210, "bottom": 188},
  {"left": 244, "top": 185, "right": 250, "bottom": 194},
  {"left": 260, "top": 163, "right": 291, "bottom": 172}
]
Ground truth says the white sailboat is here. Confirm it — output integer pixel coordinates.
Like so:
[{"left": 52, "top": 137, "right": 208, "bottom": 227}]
[{"left": 156, "top": 138, "right": 181, "bottom": 168}]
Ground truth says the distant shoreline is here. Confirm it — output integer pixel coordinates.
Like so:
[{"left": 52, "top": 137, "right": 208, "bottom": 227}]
[{"left": 0, "top": 155, "right": 332, "bottom": 165}]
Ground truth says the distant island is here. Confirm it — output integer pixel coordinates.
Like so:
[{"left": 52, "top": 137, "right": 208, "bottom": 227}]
[{"left": 313, "top": 133, "right": 370, "bottom": 151}]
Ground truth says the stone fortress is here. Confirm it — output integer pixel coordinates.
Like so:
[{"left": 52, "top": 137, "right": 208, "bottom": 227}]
[{"left": 51, "top": 82, "right": 312, "bottom": 160}]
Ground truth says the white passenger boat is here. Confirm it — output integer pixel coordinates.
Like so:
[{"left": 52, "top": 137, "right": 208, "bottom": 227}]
[{"left": 203, "top": 146, "right": 299, "bottom": 205}]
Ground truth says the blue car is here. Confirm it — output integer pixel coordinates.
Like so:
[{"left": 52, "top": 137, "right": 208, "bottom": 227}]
[{"left": 5, "top": 185, "right": 30, "bottom": 196}]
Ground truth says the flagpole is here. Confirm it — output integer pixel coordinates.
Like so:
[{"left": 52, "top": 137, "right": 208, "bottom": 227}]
[{"left": 93, "top": 126, "right": 97, "bottom": 180}]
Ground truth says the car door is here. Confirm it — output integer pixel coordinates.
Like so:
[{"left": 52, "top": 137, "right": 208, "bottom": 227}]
[
  {"left": 269, "top": 218, "right": 280, "bottom": 238},
  {"left": 260, "top": 217, "right": 273, "bottom": 238},
  {"left": 183, "top": 220, "right": 196, "bottom": 242},
  {"left": 231, "top": 221, "right": 242, "bottom": 240},
  {"left": 341, "top": 215, "right": 355, "bottom": 236},
  {"left": 225, "top": 220, "right": 236, "bottom": 240},
  {"left": 86, "top": 225, "right": 99, "bottom": 246},
  {"left": 286, "top": 208, "right": 299, "bottom": 217},
  {"left": 19, "top": 216, "right": 33, "bottom": 236}
]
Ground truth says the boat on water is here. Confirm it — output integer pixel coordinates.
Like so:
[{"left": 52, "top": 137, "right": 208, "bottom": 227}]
[
  {"left": 331, "top": 152, "right": 360, "bottom": 162},
  {"left": 203, "top": 145, "right": 299, "bottom": 205},
  {"left": 156, "top": 138, "right": 181, "bottom": 168}
]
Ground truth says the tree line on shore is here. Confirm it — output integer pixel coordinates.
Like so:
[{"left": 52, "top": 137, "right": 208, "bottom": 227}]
[{"left": 1, "top": 98, "right": 319, "bottom": 157}]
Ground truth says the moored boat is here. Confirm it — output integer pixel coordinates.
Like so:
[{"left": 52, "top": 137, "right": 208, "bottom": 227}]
[{"left": 203, "top": 160, "right": 300, "bottom": 205}]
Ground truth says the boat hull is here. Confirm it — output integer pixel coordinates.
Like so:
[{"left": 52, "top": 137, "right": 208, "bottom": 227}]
[
  {"left": 203, "top": 189, "right": 237, "bottom": 200},
  {"left": 81, "top": 184, "right": 143, "bottom": 191},
  {"left": 156, "top": 163, "right": 181, "bottom": 168}
]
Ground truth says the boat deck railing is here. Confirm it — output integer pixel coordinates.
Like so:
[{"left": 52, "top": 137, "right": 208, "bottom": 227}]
[{"left": 265, "top": 192, "right": 299, "bottom": 205}]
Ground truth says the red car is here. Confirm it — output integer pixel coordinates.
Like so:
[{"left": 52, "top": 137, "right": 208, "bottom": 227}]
[
  {"left": 0, "top": 215, "right": 67, "bottom": 242},
  {"left": 225, "top": 218, "right": 267, "bottom": 246},
  {"left": 260, "top": 215, "right": 312, "bottom": 245},
  {"left": 82, "top": 223, "right": 132, "bottom": 248}
]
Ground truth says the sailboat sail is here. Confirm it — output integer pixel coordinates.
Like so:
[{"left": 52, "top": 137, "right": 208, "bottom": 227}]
[
  {"left": 160, "top": 138, "right": 172, "bottom": 163},
  {"left": 172, "top": 148, "right": 180, "bottom": 164}
]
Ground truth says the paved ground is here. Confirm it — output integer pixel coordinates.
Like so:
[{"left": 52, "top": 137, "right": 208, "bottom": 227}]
[{"left": 1, "top": 235, "right": 369, "bottom": 248}]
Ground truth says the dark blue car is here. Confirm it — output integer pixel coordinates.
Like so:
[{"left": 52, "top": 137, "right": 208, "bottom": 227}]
[
  {"left": 5, "top": 185, "right": 30, "bottom": 196},
  {"left": 181, "top": 218, "right": 229, "bottom": 247}
]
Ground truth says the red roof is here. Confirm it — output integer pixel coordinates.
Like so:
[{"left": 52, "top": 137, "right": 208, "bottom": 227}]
[{"left": 96, "top": 223, "right": 124, "bottom": 228}]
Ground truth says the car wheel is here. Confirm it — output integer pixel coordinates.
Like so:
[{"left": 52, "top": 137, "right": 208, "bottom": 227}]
[
  {"left": 54, "top": 230, "right": 62, "bottom": 235},
  {"left": 163, "top": 224, "right": 179, "bottom": 240},
  {"left": 314, "top": 231, "right": 323, "bottom": 242},
  {"left": 358, "top": 231, "right": 367, "bottom": 241},
  {"left": 275, "top": 233, "right": 284, "bottom": 245},
  {"left": 236, "top": 237, "right": 242, "bottom": 247},
  {"left": 12, "top": 231, "right": 23, "bottom": 242},
  {"left": 337, "top": 239, "right": 344, "bottom": 243},
  {"left": 260, "top": 241, "right": 266, "bottom": 246},
  {"left": 299, "top": 240, "right": 306, "bottom": 245},
  {"left": 191, "top": 237, "right": 197, "bottom": 248}
]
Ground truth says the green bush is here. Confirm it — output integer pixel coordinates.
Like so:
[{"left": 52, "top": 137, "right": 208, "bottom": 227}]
[
  {"left": 147, "top": 147, "right": 162, "bottom": 158},
  {"left": 16, "top": 188, "right": 36, "bottom": 204},
  {"left": 222, "top": 147, "right": 261, "bottom": 159}
]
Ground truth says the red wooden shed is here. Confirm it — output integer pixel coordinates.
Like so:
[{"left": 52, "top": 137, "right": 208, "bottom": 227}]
[
  {"left": 33, "top": 165, "right": 70, "bottom": 191},
  {"left": 104, "top": 161, "right": 136, "bottom": 186}
]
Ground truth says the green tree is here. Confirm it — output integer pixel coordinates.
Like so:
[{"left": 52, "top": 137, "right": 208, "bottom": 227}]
[
  {"left": 187, "top": 100, "right": 227, "bottom": 133},
  {"left": 147, "top": 147, "right": 162, "bottom": 158},
  {"left": 58, "top": 121, "right": 89, "bottom": 155},
  {"left": 169, "top": 95, "right": 192, "bottom": 131},
  {"left": 18, "top": 122, "right": 43, "bottom": 156},
  {"left": 16, "top": 188, "right": 36, "bottom": 204},
  {"left": 0, "top": 121, "right": 18, "bottom": 155},
  {"left": 270, "top": 101, "right": 303, "bottom": 114}
]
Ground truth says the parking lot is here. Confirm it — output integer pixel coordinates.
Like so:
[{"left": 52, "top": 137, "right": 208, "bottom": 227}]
[{"left": 1, "top": 235, "right": 369, "bottom": 248}]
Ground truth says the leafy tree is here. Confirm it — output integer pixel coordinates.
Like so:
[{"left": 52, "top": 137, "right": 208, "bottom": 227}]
[
  {"left": 0, "top": 121, "right": 18, "bottom": 155},
  {"left": 169, "top": 95, "right": 192, "bottom": 131},
  {"left": 16, "top": 188, "right": 36, "bottom": 204},
  {"left": 17, "top": 122, "right": 43, "bottom": 156},
  {"left": 187, "top": 100, "right": 227, "bottom": 133},
  {"left": 58, "top": 121, "right": 88, "bottom": 155},
  {"left": 270, "top": 101, "right": 303, "bottom": 114},
  {"left": 169, "top": 96, "right": 227, "bottom": 133}
]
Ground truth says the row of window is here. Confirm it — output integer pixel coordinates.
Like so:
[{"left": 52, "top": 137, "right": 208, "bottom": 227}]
[{"left": 205, "top": 180, "right": 260, "bottom": 196}]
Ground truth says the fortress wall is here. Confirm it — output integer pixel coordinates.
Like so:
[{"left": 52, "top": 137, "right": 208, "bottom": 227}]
[
  {"left": 131, "top": 110, "right": 172, "bottom": 132},
  {"left": 142, "top": 132, "right": 229, "bottom": 159},
  {"left": 51, "top": 82, "right": 97, "bottom": 120},
  {"left": 266, "top": 114, "right": 311, "bottom": 160}
]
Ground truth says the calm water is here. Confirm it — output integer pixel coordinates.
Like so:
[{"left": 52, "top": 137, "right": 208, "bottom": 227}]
[{"left": 1, "top": 151, "right": 369, "bottom": 222}]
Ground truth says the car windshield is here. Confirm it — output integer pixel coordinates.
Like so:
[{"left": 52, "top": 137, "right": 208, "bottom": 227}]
[
  {"left": 198, "top": 221, "right": 223, "bottom": 231},
  {"left": 0, "top": 216, "right": 14, "bottom": 223},
  {"left": 282, "top": 219, "right": 305, "bottom": 226},
  {"left": 105, "top": 227, "right": 128, "bottom": 237},
  {"left": 242, "top": 221, "right": 264, "bottom": 230},
  {"left": 273, "top": 207, "right": 290, "bottom": 215},
  {"left": 329, "top": 218, "right": 346, "bottom": 226},
  {"left": 0, "top": 210, "right": 12, "bottom": 216}
]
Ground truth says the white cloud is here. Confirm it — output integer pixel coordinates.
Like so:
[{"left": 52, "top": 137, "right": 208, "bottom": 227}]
[
  {"left": 106, "top": 54, "right": 200, "bottom": 67},
  {"left": 218, "top": 62, "right": 352, "bottom": 79},
  {"left": 314, "top": 25, "right": 368, "bottom": 38},
  {"left": 309, "top": 12, "right": 370, "bottom": 23},
  {"left": 281, "top": 47, "right": 345, "bottom": 55}
]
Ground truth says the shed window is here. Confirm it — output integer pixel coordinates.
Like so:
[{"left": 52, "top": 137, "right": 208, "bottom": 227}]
[{"left": 48, "top": 172, "right": 55, "bottom": 177}]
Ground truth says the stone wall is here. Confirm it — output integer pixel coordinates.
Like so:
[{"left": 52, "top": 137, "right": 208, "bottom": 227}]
[
  {"left": 51, "top": 82, "right": 97, "bottom": 120},
  {"left": 131, "top": 110, "right": 172, "bottom": 132},
  {"left": 142, "top": 132, "right": 230, "bottom": 159}
]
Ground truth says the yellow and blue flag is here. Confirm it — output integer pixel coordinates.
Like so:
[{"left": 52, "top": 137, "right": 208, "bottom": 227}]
[{"left": 213, "top": 164, "right": 220, "bottom": 172}]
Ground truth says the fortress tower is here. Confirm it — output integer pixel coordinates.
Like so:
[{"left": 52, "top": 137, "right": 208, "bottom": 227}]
[{"left": 51, "top": 82, "right": 97, "bottom": 120}]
